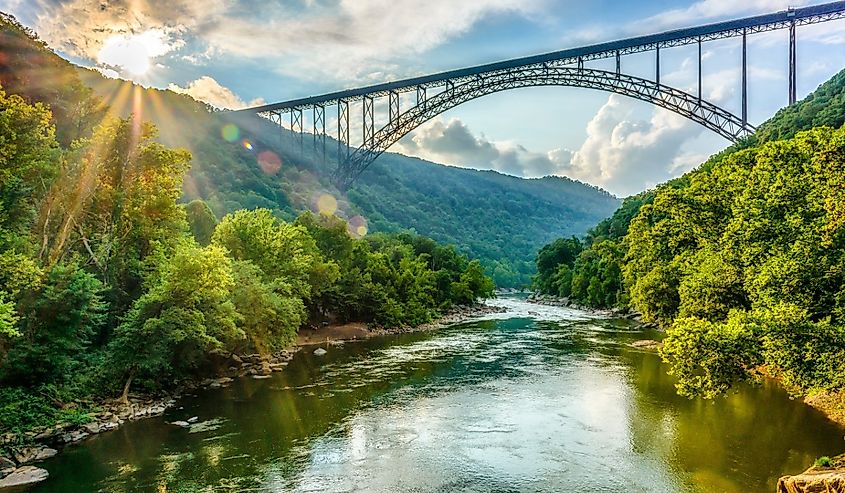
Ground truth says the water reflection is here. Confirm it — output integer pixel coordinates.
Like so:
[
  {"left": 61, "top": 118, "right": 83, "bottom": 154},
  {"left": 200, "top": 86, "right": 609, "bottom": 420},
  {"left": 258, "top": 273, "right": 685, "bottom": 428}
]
[{"left": 30, "top": 300, "right": 845, "bottom": 492}]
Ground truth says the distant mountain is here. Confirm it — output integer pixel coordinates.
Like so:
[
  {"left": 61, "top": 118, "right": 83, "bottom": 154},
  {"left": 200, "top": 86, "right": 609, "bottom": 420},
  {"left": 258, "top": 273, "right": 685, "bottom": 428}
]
[{"left": 0, "top": 13, "right": 620, "bottom": 287}]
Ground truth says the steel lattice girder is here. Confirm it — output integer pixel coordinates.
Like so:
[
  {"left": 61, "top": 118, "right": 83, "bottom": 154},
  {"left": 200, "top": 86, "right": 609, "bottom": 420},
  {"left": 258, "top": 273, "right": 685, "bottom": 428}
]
[
  {"left": 242, "top": 1, "right": 845, "bottom": 114},
  {"left": 332, "top": 67, "right": 755, "bottom": 190}
]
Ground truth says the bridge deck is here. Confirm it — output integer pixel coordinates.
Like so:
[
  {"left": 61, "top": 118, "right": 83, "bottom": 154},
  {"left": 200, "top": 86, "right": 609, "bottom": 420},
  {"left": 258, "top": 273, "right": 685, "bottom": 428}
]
[{"left": 239, "top": 1, "right": 845, "bottom": 113}]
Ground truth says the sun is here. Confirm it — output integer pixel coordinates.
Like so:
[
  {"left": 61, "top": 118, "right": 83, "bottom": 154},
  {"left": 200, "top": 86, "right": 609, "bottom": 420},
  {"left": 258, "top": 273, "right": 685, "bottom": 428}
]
[{"left": 97, "top": 30, "right": 173, "bottom": 77}]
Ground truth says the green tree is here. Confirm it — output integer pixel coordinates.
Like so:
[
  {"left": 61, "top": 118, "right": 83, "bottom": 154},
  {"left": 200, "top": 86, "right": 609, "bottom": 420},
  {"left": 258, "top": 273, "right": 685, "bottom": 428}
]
[
  {"left": 534, "top": 237, "right": 582, "bottom": 294},
  {"left": 2, "top": 263, "right": 105, "bottom": 386},
  {"left": 184, "top": 199, "right": 218, "bottom": 246},
  {"left": 41, "top": 117, "right": 191, "bottom": 315},
  {"left": 212, "top": 209, "right": 337, "bottom": 301},
  {"left": 108, "top": 241, "right": 239, "bottom": 401},
  {"left": 229, "top": 260, "right": 305, "bottom": 355},
  {"left": 0, "top": 87, "right": 59, "bottom": 251}
]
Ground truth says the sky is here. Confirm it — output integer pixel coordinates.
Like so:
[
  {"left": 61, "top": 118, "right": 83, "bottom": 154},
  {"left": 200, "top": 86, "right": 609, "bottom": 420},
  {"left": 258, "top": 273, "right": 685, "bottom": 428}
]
[{"left": 4, "top": 0, "right": 845, "bottom": 196}]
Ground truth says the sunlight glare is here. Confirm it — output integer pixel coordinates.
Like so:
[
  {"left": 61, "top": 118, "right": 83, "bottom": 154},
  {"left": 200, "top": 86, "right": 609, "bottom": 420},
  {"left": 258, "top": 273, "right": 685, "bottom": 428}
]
[
  {"left": 221, "top": 124, "right": 240, "bottom": 142},
  {"left": 97, "top": 30, "right": 172, "bottom": 76},
  {"left": 315, "top": 194, "right": 338, "bottom": 216},
  {"left": 257, "top": 150, "right": 282, "bottom": 175}
]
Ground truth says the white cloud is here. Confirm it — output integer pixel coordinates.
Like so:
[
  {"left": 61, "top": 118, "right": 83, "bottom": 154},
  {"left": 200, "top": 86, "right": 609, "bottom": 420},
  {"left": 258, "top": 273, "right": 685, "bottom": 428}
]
[
  {"left": 559, "top": 95, "right": 702, "bottom": 195},
  {"left": 33, "top": 0, "right": 542, "bottom": 83},
  {"left": 395, "top": 95, "right": 718, "bottom": 197},
  {"left": 167, "top": 76, "right": 264, "bottom": 110},
  {"left": 636, "top": 0, "right": 810, "bottom": 32},
  {"left": 395, "top": 117, "right": 571, "bottom": 178}
]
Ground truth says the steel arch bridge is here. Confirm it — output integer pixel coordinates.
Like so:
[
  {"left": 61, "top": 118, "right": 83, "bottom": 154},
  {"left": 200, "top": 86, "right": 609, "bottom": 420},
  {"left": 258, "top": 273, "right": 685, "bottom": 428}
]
[{"left": 234, "top": 1, "right": 845, "bottom": 190}]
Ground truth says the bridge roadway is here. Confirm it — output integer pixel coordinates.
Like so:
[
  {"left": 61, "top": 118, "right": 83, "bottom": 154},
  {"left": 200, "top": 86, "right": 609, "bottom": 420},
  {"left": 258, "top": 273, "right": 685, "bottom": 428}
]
[{"left": 241, "top": 1, "right": 845, "bottom": 113}]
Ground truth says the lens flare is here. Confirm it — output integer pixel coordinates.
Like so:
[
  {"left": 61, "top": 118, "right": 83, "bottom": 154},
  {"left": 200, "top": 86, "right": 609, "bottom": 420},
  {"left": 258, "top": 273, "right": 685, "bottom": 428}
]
[
  {"left": 241, "top": 139, "right": 254, "bottom": 151},
  {"left": 315, "top": 194, "right": 338, "bottom": 216},
  {"left": 221, "top": 124, "right": 239, "bottom": 142},
  {"left": 348, "top": 215, "right": 368, "bottom": 238},
  {"left": 257, "top": 150, "right": 282, "bottom": 175}
]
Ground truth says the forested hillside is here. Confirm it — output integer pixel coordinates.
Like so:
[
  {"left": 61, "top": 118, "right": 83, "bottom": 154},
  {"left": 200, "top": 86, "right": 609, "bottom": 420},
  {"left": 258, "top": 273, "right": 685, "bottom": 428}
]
[
  {"left": 0, "top": 14, "right": 494, "bottom": 437},
  {"left": 59, "top": 42, "right": 616, "bottom": 290},
  {"left": 533, "top": 67, "right": 845, "bottom": 407}
]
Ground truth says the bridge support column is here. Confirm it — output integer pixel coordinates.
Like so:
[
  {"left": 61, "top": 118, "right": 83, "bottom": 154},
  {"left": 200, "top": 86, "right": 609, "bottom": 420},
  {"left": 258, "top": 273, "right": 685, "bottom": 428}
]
[
  {"left": 291, "top": 108, "right": 303, "bottom": 154},
  {"left": 615, "top": 51, "right": 620, "bottom": 78},
  {"left": 698, "top": 38, "right": 702, "bottom": 102},
  {"left": 337, "top": 100, "right": 349, "bottom": 164},
  {"left": 363, "top": 95, "right": 374, "bottom": 147},
  {"left": 742, "top": 29, "right": 748, "bottom": 127},
  {"left": 416, "top": 86, "right": 427, "bottom": 110},
  {"left": 313, "top": 104, "right": 326, "bottom": 165},
  {"left": 789, "top": 21, "right": 797, "bottom": 105},
  {"left": 656, "top": 45, "right": 661, "bottom": 85},
  {"left": 389, "top": 91, "right": 400, "bottom": 128}
]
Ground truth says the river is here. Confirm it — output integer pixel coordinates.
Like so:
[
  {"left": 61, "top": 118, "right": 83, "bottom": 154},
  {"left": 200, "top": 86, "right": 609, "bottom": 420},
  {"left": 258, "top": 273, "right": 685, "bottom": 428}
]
[{"left": 26, "top": 297, "right": 845, "bottom": 492}]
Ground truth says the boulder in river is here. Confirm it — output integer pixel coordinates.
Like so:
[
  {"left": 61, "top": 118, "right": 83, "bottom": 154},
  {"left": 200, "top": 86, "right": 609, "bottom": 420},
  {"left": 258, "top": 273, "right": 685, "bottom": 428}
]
[
  {"left": 170, "top": 421, "right": 190, "bottom": 428},
  {"left": 777, "top": 469, "right": 845, "bottom": 492},
  {"left": 0, "top": 466, "right": 49, "bottom": 488},
  {"left": 313, "top": 348, "right": 327, "bottom": 356}
]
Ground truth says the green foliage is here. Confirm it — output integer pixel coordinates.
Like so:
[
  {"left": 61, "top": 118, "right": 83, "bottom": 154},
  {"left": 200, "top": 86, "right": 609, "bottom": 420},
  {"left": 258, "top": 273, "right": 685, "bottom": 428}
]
[
  {"left": 646, "top": 127, "right": 845, "bottom": 398},
  {"left": 108, "top": 240, "right": 240, "bottom": 390},
  {"left": 184, "top": 200, "right": 218, "bottom": 246},
  {"left": 230, "top": 260, "right": 305, "bottom": 354},
  {"left": 660, "top": 312, "right": 763, "bottom": 399},
  {"left": 0, "top": 87, "right": 59, "bottom": 251},
  {"left": 531, "top": 68, "right": 845, "bottom": 402},
  {"left": 0, "top": 292, "right": 19, "bottom": 338},
  {"left": 533, "top": 237, "right": 582, "bottom": 294},
  {"left": 1, "top": 263, "right": 105, "bottom": 386},
  {"left": 0, "top": 21, "right": 499, "bottom": 432},
  {"left": 351, "top": 164, "right": 619, "bottom": 288},
  {"left": 212, "top": 209, "right": 335, "bottom": 300},
  {"left": 0, "top": 387, "right": 94, "bottom": 440},
  {"left": 815, "top": 456, "right": 833, "bottom": 468}
]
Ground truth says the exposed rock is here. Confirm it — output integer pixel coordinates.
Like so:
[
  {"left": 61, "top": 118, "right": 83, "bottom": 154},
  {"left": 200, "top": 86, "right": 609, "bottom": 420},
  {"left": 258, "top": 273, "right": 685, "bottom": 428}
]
[
  {"left": 252, "top": 375, "right": 271, "bottom": 380},
  {"left": 0, "top": 466, "right": 49, "bottom": 488},
  {"left": 187, "top": 416, "right": 199, "bottom": 423},
  {"left": 60, "top": 430, "right": 90, "bottom": 444},
  {"left": 98, "top": 422, "right": 119, "bottom": 432},
  {"left": 33, "top": 448, "right": 57, "bottom": 461},
  {"left": 83, "top": 422, "right": 103, "bottom": 434},
  {"left": 778, "top": 469, "right": 845, "bottom": 493},
  {"left": 170, "top": 421, "right": 190, "bottom": 428},
  {"left": 12, "top": 448, "right": 39, "bottom": 465},
  {"left": 313, "top": 348, "right": 327, "bottom": 356},
  {"left": 0, "top": 457, "right": 15, "bottom": 478}
]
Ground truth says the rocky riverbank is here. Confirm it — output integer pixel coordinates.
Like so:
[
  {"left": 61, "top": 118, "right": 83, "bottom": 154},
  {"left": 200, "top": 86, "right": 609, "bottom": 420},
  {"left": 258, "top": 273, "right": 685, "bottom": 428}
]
[
  {"left": 778, "top": 454, "right": 845, "bottom": 493},
  {"left": 0, "top": 303, "right": 503, "bottom": 489},
  {"left": 0, "top": 349, "right": 298, "bottom": 489}
]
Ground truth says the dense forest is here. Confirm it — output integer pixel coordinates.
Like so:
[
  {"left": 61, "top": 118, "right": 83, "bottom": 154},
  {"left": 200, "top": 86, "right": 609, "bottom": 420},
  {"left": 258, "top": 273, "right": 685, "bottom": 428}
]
[
  {"left": 534, "top": 68, "right": 845, "bottom": 403},
  {"left": 49, "top": 36, "right": 618, "bottom": 289},
  {"left": 0, "top": 15, "right": 494, "bottom": 437}
]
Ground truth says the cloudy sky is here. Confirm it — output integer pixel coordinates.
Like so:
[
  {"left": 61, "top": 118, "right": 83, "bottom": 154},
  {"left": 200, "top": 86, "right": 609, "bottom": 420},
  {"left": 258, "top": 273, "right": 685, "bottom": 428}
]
[{"left": 4, "top": 0, "right": 845, "bottom": 195}]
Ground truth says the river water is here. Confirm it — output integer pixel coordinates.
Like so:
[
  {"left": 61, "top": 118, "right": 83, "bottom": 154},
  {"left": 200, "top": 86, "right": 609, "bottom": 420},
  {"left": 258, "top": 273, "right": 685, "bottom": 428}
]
[{"left": 28, "top": 297, "right": 845, "bottom": 492}]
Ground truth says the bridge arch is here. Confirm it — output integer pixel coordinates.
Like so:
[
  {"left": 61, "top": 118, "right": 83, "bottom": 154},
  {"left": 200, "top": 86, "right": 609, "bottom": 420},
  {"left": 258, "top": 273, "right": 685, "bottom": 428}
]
[{"left": 335, "top": 67, "right": 753, "bottom": 189}]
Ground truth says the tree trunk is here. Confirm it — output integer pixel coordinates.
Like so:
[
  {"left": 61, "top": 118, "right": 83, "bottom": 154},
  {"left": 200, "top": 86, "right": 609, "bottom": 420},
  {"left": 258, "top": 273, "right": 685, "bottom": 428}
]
[{"left": 119, "top": 367, "right": 136, "bottom": 405}]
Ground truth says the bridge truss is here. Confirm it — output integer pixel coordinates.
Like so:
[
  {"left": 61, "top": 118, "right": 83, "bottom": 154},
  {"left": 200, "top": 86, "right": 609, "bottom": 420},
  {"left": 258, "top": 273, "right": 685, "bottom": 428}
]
[{"left": 235, "top": 1, "right": 845, "bottom": 190}]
